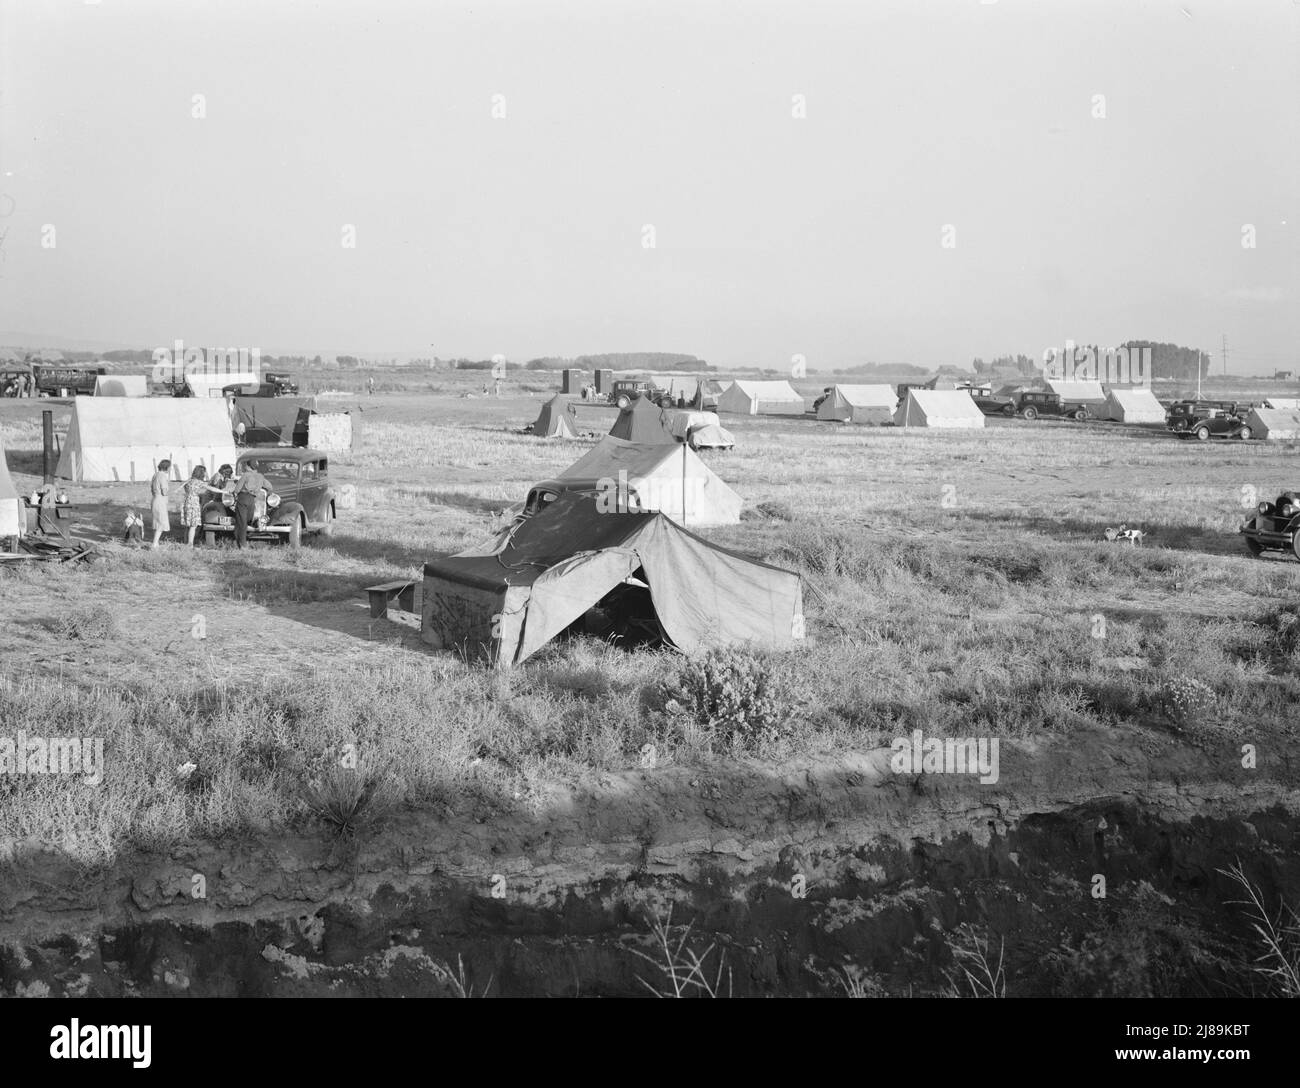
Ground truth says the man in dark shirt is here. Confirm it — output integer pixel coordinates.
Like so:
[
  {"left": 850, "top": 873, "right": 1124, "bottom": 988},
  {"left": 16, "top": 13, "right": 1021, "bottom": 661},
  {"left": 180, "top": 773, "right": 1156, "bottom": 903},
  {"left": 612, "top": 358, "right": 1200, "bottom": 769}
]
[{"left": 231, "top": 465, "right": 269, "bottom": 549}]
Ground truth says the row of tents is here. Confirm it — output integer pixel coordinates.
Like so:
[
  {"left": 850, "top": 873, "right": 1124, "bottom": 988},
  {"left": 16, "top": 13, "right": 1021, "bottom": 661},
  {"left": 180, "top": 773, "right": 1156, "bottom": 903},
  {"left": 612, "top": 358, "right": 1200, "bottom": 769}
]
[{"left": 534, "top": 393, "right": 737, "bottom": 448}]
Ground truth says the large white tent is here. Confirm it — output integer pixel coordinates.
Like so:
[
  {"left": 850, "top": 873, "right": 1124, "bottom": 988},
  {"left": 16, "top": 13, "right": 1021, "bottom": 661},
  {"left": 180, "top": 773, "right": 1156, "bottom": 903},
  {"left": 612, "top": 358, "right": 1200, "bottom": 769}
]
[
  {"left": 893, "top": 390, "right": 985, "bottom": 429},
  {"left": 1245, "top": 408, "right": 1300, "bottom": 440},
  {"left": 93, "top": 374, "right": 149, "bottom": 397},
  {"left": 716, "top": 380, "right": 806, "bottom": 416},
  {"left": 1045, "top": 379, "right": 1106, "bottom": 403},
  {"left": 56, "top": 398, "right": 237, "bottom": 482},
  {"left": 1102, "top": 387, "right": 1165, "bottom": 423},
  {"left": 554, "top": 436, "right": 742, "bottom": 525},
  {"left": 1264, "top": 397, "right": 1300, "bottom": 410},
  {"left": 0, "top": 430, "right": 23, "bottom": 539},
  {"left": 816, "top": 384, "right": 896, "bottom": 424}
]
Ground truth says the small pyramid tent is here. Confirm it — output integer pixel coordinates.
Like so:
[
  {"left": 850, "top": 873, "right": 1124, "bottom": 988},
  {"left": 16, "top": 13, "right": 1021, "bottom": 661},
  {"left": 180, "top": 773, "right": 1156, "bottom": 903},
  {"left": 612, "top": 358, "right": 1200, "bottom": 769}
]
[
  {"left": 1102, "top": 387, "right": 1165, "bottom": 423},
  {"left": 421, "top": 492, "right": 803, "bottom": 667},
  {"left": 554, "top": 436, "right": 742, "bottom": 525},
  {"left": 0, "top": 430, "right": 23, "bottom": 538},
  {"left": 532, "top": 395, "right": 579, "bottom": 438},
  {"left": 609, "top": 397, "right": 676, "bottom": 443},
  {"left": 93, "top": 374, "right": 148, "bottom": 397},
  {"left": 816, "top": 384, "right": 896, "bottom": 424},
  {"left": 1245, "top": 408, "right": 1300, "bottom": 440},
  {"left": 893, "top": 390, "right": 985, "bottom": 429},
  {"left": 57, "top": 398, "right": 238, "bottom": 482},
  {"left": 717, "top": 380, "right": 806, "bottom": 416}
]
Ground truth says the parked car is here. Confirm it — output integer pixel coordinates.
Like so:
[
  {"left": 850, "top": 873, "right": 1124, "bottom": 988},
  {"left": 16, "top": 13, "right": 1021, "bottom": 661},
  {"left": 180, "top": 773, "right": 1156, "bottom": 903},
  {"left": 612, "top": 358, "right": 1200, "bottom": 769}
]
[
  {"left": 611, "top": 379, "right": 674, "bottom": 410},
  {"left": 1014, "top": 391, "right": 1092, "bottom": 421},
  {"left": 201, "top": 448, "right": 336, "bottom": 547},
  {"left": 1167, "top": 404, "right": 1252, "bottom": 440},
  {"left": 1166, "top": 399, "right": 1240, "bottom": 425},
  {"left": 1241, "top": 491, "right": 1300, "bottom": 559},
  {"left": 971, "top": 390, "right": 1017, "bottom": 416}
]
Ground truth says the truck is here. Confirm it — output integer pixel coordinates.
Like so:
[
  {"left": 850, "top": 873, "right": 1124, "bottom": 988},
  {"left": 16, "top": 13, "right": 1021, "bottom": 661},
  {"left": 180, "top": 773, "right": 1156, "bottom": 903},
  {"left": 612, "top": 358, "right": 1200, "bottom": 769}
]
[{"left": 31, "top": 364, "right": 106, "bottom": 398}]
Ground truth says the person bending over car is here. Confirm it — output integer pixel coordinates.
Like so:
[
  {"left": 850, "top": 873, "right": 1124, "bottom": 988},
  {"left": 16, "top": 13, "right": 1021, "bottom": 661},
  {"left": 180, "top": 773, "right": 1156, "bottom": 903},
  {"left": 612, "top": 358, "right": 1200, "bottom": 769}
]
[{"left": 231, "top": 464, "right": 270, "bottom": 549}]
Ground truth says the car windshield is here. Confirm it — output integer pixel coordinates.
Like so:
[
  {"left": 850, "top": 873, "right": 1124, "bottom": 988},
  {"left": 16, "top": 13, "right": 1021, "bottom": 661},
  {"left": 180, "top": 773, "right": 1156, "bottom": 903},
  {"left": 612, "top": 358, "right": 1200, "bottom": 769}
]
[{"left": 243, "top": 459, "right": 299, "bottom": 482}]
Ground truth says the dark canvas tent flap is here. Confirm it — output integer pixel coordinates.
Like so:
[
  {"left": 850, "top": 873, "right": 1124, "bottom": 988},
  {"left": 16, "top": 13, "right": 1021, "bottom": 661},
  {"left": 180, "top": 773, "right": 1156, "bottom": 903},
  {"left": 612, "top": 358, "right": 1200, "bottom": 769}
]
[{"left": 232, "top": 396, "right": 316, "bottom": 446}]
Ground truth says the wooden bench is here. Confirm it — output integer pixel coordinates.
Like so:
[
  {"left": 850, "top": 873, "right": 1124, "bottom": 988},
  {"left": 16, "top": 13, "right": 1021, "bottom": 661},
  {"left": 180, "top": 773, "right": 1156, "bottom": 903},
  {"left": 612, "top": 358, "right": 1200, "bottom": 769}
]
[{"left": 366, "top": 580, "right": 417, "bottom": 619}]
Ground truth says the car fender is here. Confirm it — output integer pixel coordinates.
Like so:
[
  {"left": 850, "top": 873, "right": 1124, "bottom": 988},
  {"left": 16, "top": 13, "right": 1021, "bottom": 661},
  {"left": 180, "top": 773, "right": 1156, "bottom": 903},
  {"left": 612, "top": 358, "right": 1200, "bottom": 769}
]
[{"left": 272, "top": 500, "right": 306, "bottom": 527}]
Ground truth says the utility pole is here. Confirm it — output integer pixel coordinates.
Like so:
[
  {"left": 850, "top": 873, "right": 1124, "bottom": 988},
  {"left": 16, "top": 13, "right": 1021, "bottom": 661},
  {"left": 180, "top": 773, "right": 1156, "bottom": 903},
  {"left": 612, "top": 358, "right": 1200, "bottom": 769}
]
[
  {"left": 1196, "top": 350, "right": 1203, "bottom": 401},
  {"left": 1221, "top": 334, "right": 1229, "bottom": 378}
]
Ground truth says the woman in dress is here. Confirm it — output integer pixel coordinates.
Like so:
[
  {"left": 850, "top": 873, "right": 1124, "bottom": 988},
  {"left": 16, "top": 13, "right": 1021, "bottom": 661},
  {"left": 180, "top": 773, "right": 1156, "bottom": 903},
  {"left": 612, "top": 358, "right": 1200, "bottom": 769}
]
[
  {"left": 149, "top": 459, "right": 172, "bottom": 548},
  {"left": 181, "top": 465, "right": 224, "bottom": 546}
]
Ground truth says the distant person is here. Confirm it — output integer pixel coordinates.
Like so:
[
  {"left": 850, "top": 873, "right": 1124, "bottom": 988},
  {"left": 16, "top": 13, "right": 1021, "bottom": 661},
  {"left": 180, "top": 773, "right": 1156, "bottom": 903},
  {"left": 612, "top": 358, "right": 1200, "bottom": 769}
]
[
  {"left": 149, "top": 460, "right": 172, "bottom": 548},
  {"left": 231, "top": 462, "right": 269, "bottom": 549},
  {"left": 180, "top": 465, "right": 223, "bottom": 547},
  {"left": 367, "top": 376, "right": 375, "bottom": 396},
  {"left": 494, "top": 378, "right": 502, "bottom": 397}
]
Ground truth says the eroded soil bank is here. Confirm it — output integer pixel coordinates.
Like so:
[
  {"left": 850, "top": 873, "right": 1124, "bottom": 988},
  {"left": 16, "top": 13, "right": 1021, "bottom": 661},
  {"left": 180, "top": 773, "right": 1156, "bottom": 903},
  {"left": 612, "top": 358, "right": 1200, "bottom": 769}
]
[{"left": 3, "top": 725, "right": 1298, "bottom": 997}]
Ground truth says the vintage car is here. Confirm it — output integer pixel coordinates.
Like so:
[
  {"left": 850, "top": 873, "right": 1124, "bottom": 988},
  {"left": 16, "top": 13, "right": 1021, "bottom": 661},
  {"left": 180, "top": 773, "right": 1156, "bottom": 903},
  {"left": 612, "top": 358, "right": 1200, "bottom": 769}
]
[
  {"left": 1167, "top": 403, "right": 1252, "bottom": 441},
  {"left": 971, "top": 390, "right": 1017, "bottom": 416},
  {"left": 201, "top": 448, "right": 336, "bottom": 547},
  {"left": 610, "top": 379, "right": 674, "bottom": 410},
  {"left": 1241, "top": 491, "right": 1300, "bottom": 560},
  {"left": 1014, "top": 391, "right": 1092, "bottom": 421}
]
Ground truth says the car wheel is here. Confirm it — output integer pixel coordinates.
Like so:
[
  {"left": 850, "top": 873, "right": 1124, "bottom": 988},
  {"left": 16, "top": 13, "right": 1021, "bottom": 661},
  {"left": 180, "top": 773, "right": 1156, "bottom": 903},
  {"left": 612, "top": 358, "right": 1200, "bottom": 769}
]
[
  {"left": 1022, "top": 407, "right": 1038, "bottom": 421},
  {"left": 1001, "top": 404, "right": 1014, "bottom": 416},
  {"left": 658, "top": 397, "right": 673, "bottom": 409},
  {"left": 1239, "top": 426, "right": 1252, "bottom": 441},
  {"left": 615, "top": 395, "right": 630, "bottom": 410},
  {"left": 1292, "top": 530, "right": 1300, "bottom": 562},
  {"left": 288, "top": 518, "right": 302, "bottom": 549},
  {"left": 1195, "top": 425, "right": 1210, "bottom": 441},
  {"left": 1073, "top": 410, "right": 1087, "bottom": 421}
]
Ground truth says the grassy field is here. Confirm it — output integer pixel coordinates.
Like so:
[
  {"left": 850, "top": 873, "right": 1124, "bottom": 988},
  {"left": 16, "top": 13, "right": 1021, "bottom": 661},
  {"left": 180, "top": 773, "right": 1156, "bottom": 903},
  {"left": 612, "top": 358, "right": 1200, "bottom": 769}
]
[{"left": 2, "top": 376, "right": 1299, "bottom": 869}]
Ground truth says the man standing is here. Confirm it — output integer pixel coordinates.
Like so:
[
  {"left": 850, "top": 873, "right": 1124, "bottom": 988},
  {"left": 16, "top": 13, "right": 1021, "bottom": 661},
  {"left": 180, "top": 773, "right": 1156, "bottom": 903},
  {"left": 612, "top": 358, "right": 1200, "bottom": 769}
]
[{"left": 231, "top": 462, "right": 269, "bottom": 549}]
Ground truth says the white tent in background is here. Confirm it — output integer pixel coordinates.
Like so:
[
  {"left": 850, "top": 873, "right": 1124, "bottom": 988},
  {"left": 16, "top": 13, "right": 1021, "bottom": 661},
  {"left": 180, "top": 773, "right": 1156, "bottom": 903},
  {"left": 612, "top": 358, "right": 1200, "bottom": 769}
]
[
  {"left": 716, "top": 380, "right": 806, "bottom": 415},
  {"left": 1102, "top": 387, "right": 1165, "bottom": 423},
  {"left": 893, "top": 390, "right": 985, "bottom": 429},
  {"left": 816, "top": 384, "right": 896, "bottom": 424},
  {"left": 1263, "top": 397, "right": 1300, "bottom": 410},
  {"left": 553, "top": 436, "right": 742, "bottom": 525},
  {"left": 0, "top": 430, "right": 23, "bottom": 539},
  {"left": 56, "top": 398, "right": 237, "bottom": 482},
  {"left": 1244, "top": 408, "right": 1300, "bottom": 441},
  {"left": 185, "top": 373, "right": 258, "bottom": 398},
  {"left": 93, "top": 374, "right": 149, "bottom": 397},
  {"left": 1045, "top": 379, "right": 1106, "bottom": 403}
]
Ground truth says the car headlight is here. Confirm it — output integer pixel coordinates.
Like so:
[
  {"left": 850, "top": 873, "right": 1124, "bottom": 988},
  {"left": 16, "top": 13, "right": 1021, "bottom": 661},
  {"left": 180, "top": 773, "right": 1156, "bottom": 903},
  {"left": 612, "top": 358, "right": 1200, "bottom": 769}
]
[
  {"left": 1283, "top": 504, "right": 1296, "bottom": 518},
  {"left": 222, "top": 492, "right": 235, "bottom": 508},
  {"left": 266, "top": 492, "right": 281, "bottom": 509},
  {"left": 1259, "top": 501, "right": 1272, "bottom": 515}
]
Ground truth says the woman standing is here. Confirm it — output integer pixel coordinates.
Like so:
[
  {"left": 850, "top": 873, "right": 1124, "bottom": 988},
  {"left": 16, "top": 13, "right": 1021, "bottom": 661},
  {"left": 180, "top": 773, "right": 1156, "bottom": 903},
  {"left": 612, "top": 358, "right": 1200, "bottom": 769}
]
[
  {"left": 149, "top": 459, "right": 172, "bottom": 548},
  {"left": 181, "top": 465, "right": 223, "bottom": 546}
]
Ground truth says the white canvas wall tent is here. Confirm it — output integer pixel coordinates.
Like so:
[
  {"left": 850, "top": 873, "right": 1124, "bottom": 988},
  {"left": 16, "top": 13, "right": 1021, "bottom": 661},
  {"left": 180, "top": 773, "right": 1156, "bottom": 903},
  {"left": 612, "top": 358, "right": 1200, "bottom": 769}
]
[
  {"left": 56, "top": 398, "right": 238, "bottom": 482},
  {"left": 1045, "top": 379, "right": 1106, "bottom": 403},
  {"left": 1101, "top": 387, "right": 1165, "bottom": 423},
  {"left": 532, "top": 394, "right": 579, "bottom": 438},
  {"left": 1264, "top": 397, "right": 1300, "bottom": 411},
  {"left": 552, "top": 436, "right": 742, "bottom": 525},
  {"left": 0, "top": 431, "right": 23, "bottom": 539},
  {"left": 185, "top": 373, "right": 258, "bottom": 398},
  {"left": 717, "top": 380, "right": 806, "bottom": 415},
  {"left": 421, "top": 492, "right": 804, "bottom": 667},
  {"left": 93, "top": 374, "right": 149, "bottom": 397},
  {"left": 815, "top": 384, "right": 896, "bottom": 424},
  {"left": 1245, "top": 408, "right": 1300, "bottom": 440},
  {"left": 893, "top": 389, "right": 986, "bottom": 428}
]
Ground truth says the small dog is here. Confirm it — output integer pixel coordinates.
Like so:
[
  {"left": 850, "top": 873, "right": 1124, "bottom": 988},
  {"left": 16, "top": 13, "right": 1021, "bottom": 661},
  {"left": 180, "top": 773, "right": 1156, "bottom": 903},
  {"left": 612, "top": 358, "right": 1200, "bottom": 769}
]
[
  {"left": 1105, "top": 524, "right": 1146, "bottom": 546},
  {"left": 122, "top": 511, "right": 145, "bottom": 544}
]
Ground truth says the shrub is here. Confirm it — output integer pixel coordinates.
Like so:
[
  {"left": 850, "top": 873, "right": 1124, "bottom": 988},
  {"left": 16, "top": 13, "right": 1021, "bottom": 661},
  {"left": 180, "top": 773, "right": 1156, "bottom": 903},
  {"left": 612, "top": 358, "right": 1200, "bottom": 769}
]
[
  {"left": 55, "top": 604, "right": 119, "bottom": 642},
  {"left": 1159, "top": 675, "right": 1217, "bottom": 730},
  {"left": 1256, "top": 604, "right": 1300, "bottom": 672},
  {"left": 662, "top": 646, "right": 801, "bottom": 756}
]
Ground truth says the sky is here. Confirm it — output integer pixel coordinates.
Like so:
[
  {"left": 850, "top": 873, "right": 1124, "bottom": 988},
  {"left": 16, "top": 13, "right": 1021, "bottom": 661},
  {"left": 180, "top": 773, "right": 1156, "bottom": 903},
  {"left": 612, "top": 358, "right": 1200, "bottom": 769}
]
[{"left": 1, "top": 0, "right": 1296, "bottom": 372}]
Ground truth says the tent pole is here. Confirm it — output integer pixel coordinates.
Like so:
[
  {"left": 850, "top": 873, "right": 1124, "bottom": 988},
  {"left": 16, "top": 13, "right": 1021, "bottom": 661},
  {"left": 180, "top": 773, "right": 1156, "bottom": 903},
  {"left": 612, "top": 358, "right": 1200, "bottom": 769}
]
[{"left": 681, "top": 442, "right": 687, "bottom": 528}]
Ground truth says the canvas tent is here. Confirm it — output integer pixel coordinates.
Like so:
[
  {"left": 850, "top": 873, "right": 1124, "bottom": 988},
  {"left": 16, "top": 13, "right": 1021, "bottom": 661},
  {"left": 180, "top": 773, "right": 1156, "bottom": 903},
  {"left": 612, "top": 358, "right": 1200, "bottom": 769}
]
[
  {"left": 232, "top": 395, "right": 317, "bottom": 446},
  {"left": 185, "top": 373, "right": 257, "bottom": 398},
  {"left": 893, "top": 389, "right": 985, "bottom": 429},
  {"left": 93, "top": 374, "right": 148, "bottom": 397},
  {"left": 1045, "top": 379, "right": 1106, "bottom": 403},
  {"left": 816, "top": 384, "right": 896, "bottom": 424},
  {"left": 609, "top": 396, "right": 676, "bottom": 444},
  {"left": 0, "top": 431, "right": 23, "bottom": 539},
  {"left": 552, "top": 436, "right": 742, "bottom": 526},
  {"left": 667, "top": 410, "right": 736, "bottom": 450},
  {"left": 691, "top": 379, "right": 729, "bottom": 410},
  {"left": 1245, "top": 408, "right": 1300, "bottom": 441},
  {"left": 56, "top": 398, "right": 237, "bottom": 482},
  {"left": 1102, "top": 387, "right": 1165, "bottom": 423},
  {"left": 649, "top": 375, "right": 700, "bottom": 403},
  {"left": 1264, "top": 397, "right": 1300, "bottom": 411},
  {"left": 421, "top": 492, "right": 803, "bottom": 667},
  {"left": 532, "top": 394, "right": 579, "bottom": 438},
  {"left": 717, "top": 380, "right": 806, "bottom": 416}
]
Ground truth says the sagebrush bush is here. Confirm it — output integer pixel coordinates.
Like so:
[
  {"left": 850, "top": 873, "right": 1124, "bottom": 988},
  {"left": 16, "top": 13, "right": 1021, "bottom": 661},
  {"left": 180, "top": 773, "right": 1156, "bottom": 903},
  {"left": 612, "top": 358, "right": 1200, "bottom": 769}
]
[
  {"left": 663, "top": 646, "right": 802, "bottom": 756},
  {"left": 1159, "top": 674, "right": 1217, "bottom": 730},
  {"left": 55, "top": 604, "right": 119, "bottom": 642}
]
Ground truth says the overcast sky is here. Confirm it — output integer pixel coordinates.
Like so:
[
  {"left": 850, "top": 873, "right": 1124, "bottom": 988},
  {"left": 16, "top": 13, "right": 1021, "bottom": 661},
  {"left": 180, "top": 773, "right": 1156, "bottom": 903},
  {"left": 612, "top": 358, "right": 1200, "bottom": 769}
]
[{"left": 1, "top": 0, "right": 1295, "bottom": 371}]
